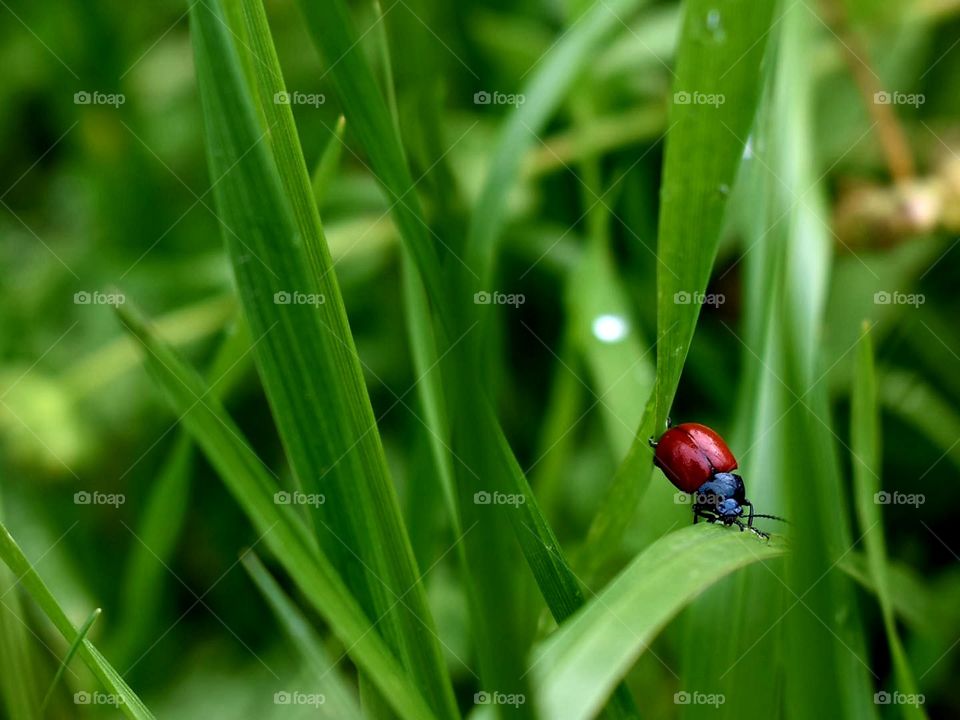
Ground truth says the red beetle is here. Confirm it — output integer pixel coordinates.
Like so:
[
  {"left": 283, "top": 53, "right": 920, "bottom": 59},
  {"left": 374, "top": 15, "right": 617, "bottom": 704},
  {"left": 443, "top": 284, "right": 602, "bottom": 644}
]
[
  {"left": 652, "top": 422, "right": 738, "bottom": 493},
  {"left": 649, "top": 420, "right": 785, "bottom": 538}
]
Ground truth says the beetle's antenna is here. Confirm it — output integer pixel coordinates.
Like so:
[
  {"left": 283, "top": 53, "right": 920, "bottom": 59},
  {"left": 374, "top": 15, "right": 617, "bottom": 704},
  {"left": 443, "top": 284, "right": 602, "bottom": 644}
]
[
  {"left": 735, "top": 518, "right": 770, "bottom": 539},
  {"left": 751, "top": 513, "right": 789, "bottom": 523}
]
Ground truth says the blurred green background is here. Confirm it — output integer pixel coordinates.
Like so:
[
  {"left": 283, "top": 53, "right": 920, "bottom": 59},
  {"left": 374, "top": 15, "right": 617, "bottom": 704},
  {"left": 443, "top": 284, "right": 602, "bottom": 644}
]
[{"left": 2, "top": 0, "right": 960, "bottom": 717}]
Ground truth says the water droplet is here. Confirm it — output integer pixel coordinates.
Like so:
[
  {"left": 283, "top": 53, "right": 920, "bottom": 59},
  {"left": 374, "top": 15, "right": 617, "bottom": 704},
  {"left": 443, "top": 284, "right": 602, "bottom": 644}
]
[
  {"left": 743, "top": 135, "right": 755, "bottom": 160},
  {"left": 705, "top": 9, "right": 726, "bottom": 42},
  {"left": 592, "top": 314, "right": 629, "bottom": 343},
  {"left": 717, "top": 183, "right": 730, "bottom": 197}
]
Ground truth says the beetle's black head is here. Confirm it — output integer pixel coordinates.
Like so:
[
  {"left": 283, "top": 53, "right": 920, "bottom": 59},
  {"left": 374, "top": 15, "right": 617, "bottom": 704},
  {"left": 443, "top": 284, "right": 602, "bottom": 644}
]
[{"left": 715, "top": 498, "right": 743, "bottom": 521}]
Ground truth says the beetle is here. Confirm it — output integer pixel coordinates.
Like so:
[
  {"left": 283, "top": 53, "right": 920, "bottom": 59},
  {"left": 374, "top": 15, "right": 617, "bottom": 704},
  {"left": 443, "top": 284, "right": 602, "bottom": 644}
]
[{"left": 649, "top": 421, "right": 785, "bottom": 538}]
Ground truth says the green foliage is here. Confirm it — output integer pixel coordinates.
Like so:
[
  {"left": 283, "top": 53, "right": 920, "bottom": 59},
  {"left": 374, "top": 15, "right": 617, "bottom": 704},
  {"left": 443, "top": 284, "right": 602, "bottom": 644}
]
[{"left": 1, "top": 0, "right": 957, "bottom": 718}]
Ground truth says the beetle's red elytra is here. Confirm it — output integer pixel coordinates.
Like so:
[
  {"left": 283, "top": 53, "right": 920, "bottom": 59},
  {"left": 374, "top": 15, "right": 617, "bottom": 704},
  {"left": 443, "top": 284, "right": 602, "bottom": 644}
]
[{"left": 652, "top": 422, "right": 738, "bottom": 493}]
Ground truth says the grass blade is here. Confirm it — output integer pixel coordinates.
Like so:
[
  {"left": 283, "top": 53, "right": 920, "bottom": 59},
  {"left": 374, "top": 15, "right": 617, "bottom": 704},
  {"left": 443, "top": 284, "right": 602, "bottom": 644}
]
[
  {"left": 852, "top": 324, "right": 926, "bottom": 719},
  {"left": 189, "top": 2, "right": 457, "bottom": 715},
  {"left": 292, "top": 0, "right": 447, "bottom": 318},
  {"left": 653, "top": 0, "right": 777, "bottom": 428},
  {"left": 0, "top": 562, "right": 42, "bottom": 720},
  {"left": 533, "top": 525, "right": 786, "bottom": 720},
  {"left": 116, "top": 301, "right": 439, "bottom": 720},
  {"left": 112, "top": 318, "right": 252, "bottom": 665},
  {"left": 241, "top": 551, "right": 362, "bottom": 720},
  {"left": 464, "top": 0, "right": 652, "bottom": 284},
  {"left": 586, "top": 0, "right": 778, "bottom": 572},
  {"left": 311, "top": 115, "right": 347, "bottom": 206},
  {"left": 41, "top": 607, "right": 101, "bottom": 711},
  {"left": 291, "top": 5, "right": 639, "bottom": 714},
  {"left": 0, "top": 521, "right": 154, "bottom": 720}
]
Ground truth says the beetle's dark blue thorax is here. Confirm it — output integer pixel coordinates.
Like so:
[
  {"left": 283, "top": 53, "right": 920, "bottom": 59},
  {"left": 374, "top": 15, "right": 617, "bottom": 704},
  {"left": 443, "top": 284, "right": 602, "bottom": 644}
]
[{"left": 693, "top": 472, "right": 746, "bottom": 519}]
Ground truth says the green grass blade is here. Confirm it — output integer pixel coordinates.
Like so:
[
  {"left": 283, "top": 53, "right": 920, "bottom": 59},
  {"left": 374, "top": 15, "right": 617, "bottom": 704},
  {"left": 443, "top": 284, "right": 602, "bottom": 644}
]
[
  {"left": 241, "top": 552, "right": 362, "bottom": 720},
  {"left": 286, "top": 3, "right": 530, "bottom": 709},
  {"left": 771, "top": 6, "right": 876, "bottom": 718},
  {"left": 189, "top": 2, "right": 457, "bottom": 716},
  {"left": 41, "top": 606, "right": 101, "bottom": 711},
  {"left": 0, "top": 564, "right": 42, "bottom": 720},
  {"left": 290, "top": 5, "right": 638, "bottom": 712},
  {"left": 839, "top": 553, "right": 949, "bottom": 637},
  {"left": 311, "top": 115, "right": 347, "bottom": 206},
  {"left": 115, "top": 302, "right": 439, "bottom": 720},
  {"left": 852, "top": 324, "right": 926, "bottom": 719},
  {"left": 112, "top": 319, "right": 251, "bottom": 665},
  {"left": 533, "top": 525, "right": 786, "bottom": 720},
  {"left": 653, "top": 0, "right": 777, "bottom": 428},
  {"left": 292, "top": 0, "right": 447, "bottom": 319},
  {"left": 880, "top": 368, "right": 960, "bottom": 473},
  {"left": 0, "top": 521, "right": 155, "bottom": 720},
  {"left": 585, "top": 0, "right": 778, "bottom": 565},
  {"left": 464, "top": 0, "right": 651, "bottom": 284}
]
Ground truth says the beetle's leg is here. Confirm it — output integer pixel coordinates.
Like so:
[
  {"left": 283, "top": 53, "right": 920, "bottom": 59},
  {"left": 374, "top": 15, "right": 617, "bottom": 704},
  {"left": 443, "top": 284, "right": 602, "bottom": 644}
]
[
  {"left": 743, "top": 501, "right": 756, "bottom": 527},
  {"left": 648, "top": 437, "right": 657, "bottom": 448}
]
